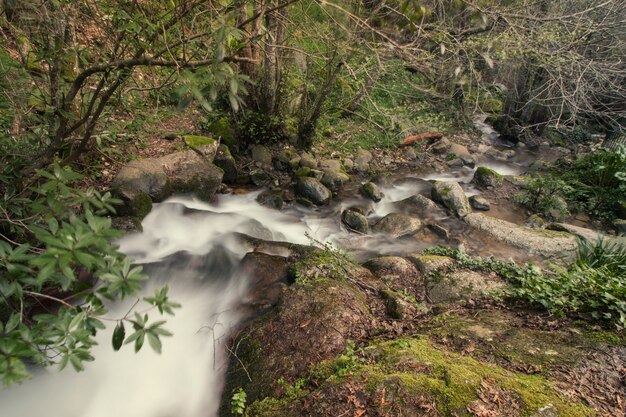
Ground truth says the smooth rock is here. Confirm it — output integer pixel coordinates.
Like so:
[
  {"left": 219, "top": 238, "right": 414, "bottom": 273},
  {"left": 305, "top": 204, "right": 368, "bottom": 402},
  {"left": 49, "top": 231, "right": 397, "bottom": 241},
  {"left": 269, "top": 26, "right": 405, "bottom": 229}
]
[
  {"left": 295, "top": 177, "right": 331, "bottom": 205},
  {"left": 446, "top": 158, "right": 464, "bottom": 168},
  {"left": 256, "top": 191, "right": 284, "bottom": 210},
  {"left": 341, "top": 209, "right": 369, "bottom": 233},
  {"left": 394, "top": 194, "right": 442, "bottom": 216},
  {"left": 321, "top": 170, "right": 350, "bottom": 192},
  {"left": 318, "top": 158, "right": 343, "bottom": 173},
  {"left": 299, "top": 152, "right": 317, "bottom": 169},
  {"left": 251, "top": 144, "right": 273, "bottom": 165},
  {"left": 361, "top": 182, "right": 384, "bottom": 202},
  {"left": 406, "top": 254, "right": 454, "bottom": 276},
  {"left": 431, "top": 181, "right": 472, "bottom": 217},
  {"left": 355, "top": 149, "right": 372, "bottom": 171},
  {"left": 213, "top": 144, "right": 237, "bottom": 182},
  {"left": 111, "top": 159, "right": 171, "bottom": 215},
  {"left": 472, "top": 166, "right": 503, "bottom": 189},
  {"left": 426, "top": 269, "right": 505, "bottom": 304},
  {"left": 157, "top": 149, "right": 223, "bottom": 200},
  {"left": 469, "top": 195, "right": 491, "bottom": 211},
  {"left": 372, "top": 213, "right": 421, "bottom": 238}
]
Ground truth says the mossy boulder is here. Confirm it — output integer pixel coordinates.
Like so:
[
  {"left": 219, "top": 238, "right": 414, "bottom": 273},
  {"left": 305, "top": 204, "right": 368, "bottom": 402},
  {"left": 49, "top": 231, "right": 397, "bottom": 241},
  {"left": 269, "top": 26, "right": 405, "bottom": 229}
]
[
  {"left": 295, "top": 177, "right": 331, "bottom": 205},
  {"left": 256, "top": 191, "right": 284, "bottom": 210},
  {"left": 213, "top": 144, "right": 237, "bottom": 183},
  {"left": 426, "top": 269, "right": 505, "bottom": 304},
  {"left": 182, "top": 135, "right": 217, "bottom": 158},
  {"left": 361, "top": 182, "right": 383, "bottom": 202},
  {"left": 362, "top": 256, "right": 425, "bottom": 301},
  {"left": 157, "top": 149, "right": 223, "bottom": 200},
  {"left": 393, "top": 194, "right": 443, "bottom": 217},
  {"left": 110, "top": 159, "right": 171, "bottom": 217},
  {"left": 251, "top": 144, "right": 273, "bottom": 166},
  {"left": 431, "top": 181, "right": 472, "bottom": 217},
  {"left": 472, "top": 166, "right": 503, "bottom": 189},
  {"left": 341, "top": 209, "right": 369, "bottom": 234},
  {"left": 321, "top": 170, "right": 350, "bottom": 193}
]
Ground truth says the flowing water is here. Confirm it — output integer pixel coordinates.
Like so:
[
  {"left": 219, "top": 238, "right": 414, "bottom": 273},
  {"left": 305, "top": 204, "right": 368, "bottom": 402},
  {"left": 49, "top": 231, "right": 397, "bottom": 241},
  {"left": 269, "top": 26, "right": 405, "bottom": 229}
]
[{"left": 0, "top": 116, "right": 543, "bottom": 416}]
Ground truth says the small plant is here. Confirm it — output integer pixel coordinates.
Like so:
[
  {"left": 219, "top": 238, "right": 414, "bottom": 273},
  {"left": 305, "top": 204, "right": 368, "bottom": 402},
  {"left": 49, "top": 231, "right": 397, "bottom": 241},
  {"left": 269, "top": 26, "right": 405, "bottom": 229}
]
[
  {"left": 231, "top": 387, "right": 247, "bottom": 416},
  {"left": 513, "top": 176, "right": 571, "bottom": 220},
  {"left": 335, "top": 340, "right": 362, "bottom": 377}
]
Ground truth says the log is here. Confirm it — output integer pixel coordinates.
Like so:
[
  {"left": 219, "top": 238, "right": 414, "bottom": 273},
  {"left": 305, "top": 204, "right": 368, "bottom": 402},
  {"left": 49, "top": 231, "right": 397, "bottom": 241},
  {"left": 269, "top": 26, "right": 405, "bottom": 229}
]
[{"left": 399, "top": 132, "right": 443, "bottom": 147}]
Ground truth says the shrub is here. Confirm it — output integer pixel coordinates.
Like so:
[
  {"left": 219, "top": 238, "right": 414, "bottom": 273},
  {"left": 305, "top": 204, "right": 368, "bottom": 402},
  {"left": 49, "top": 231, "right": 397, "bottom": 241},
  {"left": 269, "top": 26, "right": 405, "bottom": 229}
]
[{"left": 513, "top": 176, "right": 571, "bottom": 220}]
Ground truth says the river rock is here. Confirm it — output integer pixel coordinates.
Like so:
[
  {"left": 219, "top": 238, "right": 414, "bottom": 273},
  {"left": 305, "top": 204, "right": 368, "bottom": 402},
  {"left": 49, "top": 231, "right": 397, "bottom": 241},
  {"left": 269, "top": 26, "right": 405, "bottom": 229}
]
[
  {"left": 181, "top": 136, "right": 219, "bottom": 160},
  {"left": 111, "top": 160, "right": 170, "bottom": 217},
  {"left": 371, "top": 213, "right": 421, "bottom": 238},
  {"left": 238, "top": 252, "right": 289, "bottom": 311},
  {"left": 431, "top": 181, "right": 472, "bottom": 217},
  {"left": 251, "top": 144, "right": 273, "bottom": 166},
  {"left": 406, "top": 254, "right": 454, "bottom": 276},
  {"left": 299, "top": 152, "right": 317, "bottom": 169},
  {"left": 321, "top": 170, "right": 350, "bottom": 192},
  {"left": 395, "top": 194, "right": 442, "bottom": 216},
  {"left": 446, "top": 158, "right": 464, "bottom": 168},
  {"left": 464, "top": 213, "right": 577, "bottom": 256},
  {"left": 614, "top": 220, "right": 626, "bottom": 235},
  {"left": 213, "top": 144, "right": 237, "bottom": 182},
  {"left": 548, "top": 222, "right": 626, "bottom": 246},
  {"left": 449, "top": 143, "right": 471, "bottom": 159},
  {"left": 256, "top": 191, "right": 284, "bottom": 210},
  {"left": 472, "top": 166, "right": 503, "bottom": 189},
  {"left": 318, "top": 158, "right": 343, "bottom": 173},
  {"left": 361, "top": 182, "right": 384, "bottom": 202},
  {"left": 295, "top": 177, "right": 331, "bottom": 205},
  {"left": 362, "top": 256, "right": 425, "bottom": 301},
  {"left": 469, "top": 195, "right": 491, "bottom": 211},
  {"left": 341, "top": 209, "right": 369, "bottom": 233},
  {"left": 250, "top": 169, "right": 273, "bottom": 186},
  {"left": 273, "top": 149, "right": 300, "bottom": 172},
  {"left": 157, "top": 148, "right": 223, "bottom": 200},
  {"left": 461, "top": 155, "right": 476, "bottom": 168},
  {"left": 431, "top": 137, "right": 451, "bottom": 155}
]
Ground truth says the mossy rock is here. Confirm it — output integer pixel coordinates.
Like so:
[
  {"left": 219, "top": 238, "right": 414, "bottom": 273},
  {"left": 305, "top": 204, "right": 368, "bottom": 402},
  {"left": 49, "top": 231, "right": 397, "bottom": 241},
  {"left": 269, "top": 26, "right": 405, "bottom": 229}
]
[
  {"left": 183, "top": 135, "right": 215, "bottom": 148},
  {"left": 472, "top": 166, "right": 503, "bottom": 189},
  {"left": 479, "top": 97, "right": 504, "bottom": 113}
]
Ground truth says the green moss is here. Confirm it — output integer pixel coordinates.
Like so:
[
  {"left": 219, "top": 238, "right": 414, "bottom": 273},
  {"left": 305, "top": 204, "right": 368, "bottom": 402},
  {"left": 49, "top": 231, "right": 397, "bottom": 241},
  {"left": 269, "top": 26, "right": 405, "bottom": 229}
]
[
  {"left": 295, "top": 167, "right": 312, "bottom": 177},
  {"left": 182, "top": 135, "right": 215, "bottom": 148},
  {"left": 474, "top": 167, "right": 504, "bottom": 189},
  {"left": 130, "top": 192, "right": 152, "bottom": 220},
  {"left": 479, "top": 98, "right": 504, "bottom": 113}
]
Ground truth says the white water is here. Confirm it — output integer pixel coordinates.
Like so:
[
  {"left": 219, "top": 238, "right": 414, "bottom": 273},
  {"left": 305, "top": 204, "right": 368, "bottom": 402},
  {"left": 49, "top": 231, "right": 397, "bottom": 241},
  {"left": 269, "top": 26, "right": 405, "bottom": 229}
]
[{"left": 0, "top": 194, "right": 314, "bottom": 417}]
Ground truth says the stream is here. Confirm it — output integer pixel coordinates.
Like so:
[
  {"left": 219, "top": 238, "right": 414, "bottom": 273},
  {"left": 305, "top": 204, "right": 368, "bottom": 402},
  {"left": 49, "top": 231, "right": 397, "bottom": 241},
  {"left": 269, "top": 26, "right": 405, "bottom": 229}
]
[{"left": 0, "top": 116, "right": 553, "bottom": 416}]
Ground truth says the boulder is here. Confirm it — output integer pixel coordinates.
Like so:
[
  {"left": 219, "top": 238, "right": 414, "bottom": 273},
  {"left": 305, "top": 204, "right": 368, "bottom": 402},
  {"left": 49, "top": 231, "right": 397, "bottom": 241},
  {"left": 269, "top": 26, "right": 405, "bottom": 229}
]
[
  {"left": 371, "top": 213, "right": 421, "bottom": 238},
  {"left": 157, "top": 148, "right": 223, "bottom": 199},
  {"left": 295, "top": 177, "right": 331, "bottom": 205},
  {"left": 181, "top": 136, "right": 218, "bottom": 160},
  {"left": 299, "top": 152, "right": 317, "bottom": 169},
  {"left": 464, "top": 213, "right": 577, "bottom": 256},
  {"left": 213, "top": 144, "right": 237, "bottom": 183},
  {"left": 256, "top": 191, "right": 284, "bottom": 210},
  {"left": 426, "top": 269, "right": 505, "bottom": 304},
  {"left": 431, "top": 181, "right": 472, "bottom": 217},
  {"left": 472, "top": 166, "right": 503, "bottom": 189},
  {"left": 111, "top": 159, "right": 170, "bottom": 217},
  {"left": 446, "top": 158, "right": 464, "bottom": 168},
  {"left": 405, "top": 254, "right": 454, "bottom": 276},
  {"left": 355, "top": 148, "right": 373, "bottom": 171},
  {"left": 238, "top": 252, "right": 290, "bottom": 311},
  {"left": 318, "top": 158, "right": 343, "bottom": 173},
  {"left": 273, "top": 149, "right": 300, "bottom": 172},
  {"left": 341, "top": 209, "right": 369, "bottom": 233},
  {"left": 614, "top": 219, "right": 626, "bottom": 235},
  {"left": 449, "top": 143, "right": 471, "bottom": 160},
  {"left": 394, "top": 194, "right": 442, "bottom": 216},
  {"left": 362, "top": 256, "right": 425, "bottom": 301},
  {"left": 251, "top": 144, "right": 273, "bottom": 166},
  {"left": 430, "top": 137, "right": 451, "bottom": 155},
  {"left": 361, "top": 182, "right": 384, "bottom": 202},
  {"left": 321, "top": 170, "right": 350, "bottom": 192},
  {"left": 469, "top": 195, "right": 491, "bottom": 211},
  {"left": 250, "top": 169, "right": 273, "bottom": 187}
]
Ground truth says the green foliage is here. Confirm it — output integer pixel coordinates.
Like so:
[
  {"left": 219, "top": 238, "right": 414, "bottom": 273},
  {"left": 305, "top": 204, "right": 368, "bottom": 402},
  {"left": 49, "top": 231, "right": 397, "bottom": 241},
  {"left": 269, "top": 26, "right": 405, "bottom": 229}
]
[
  {"left": 231, "top": 387, "right": 247, "bottom": 416},
  {"left": 424, "top": 244, "right": 626, "bottom": 329},
  {"left": 0, "top": 164, "right": 179, "bottom": 386},
  {"left": 235, "top": 111, "right": 288, "bottom": 146},
  {"left": 513, "top": 175, "right": 571, "bottom": 220},
  {"left": 334, "top": 340, "right": 363, "bottom": 377}
]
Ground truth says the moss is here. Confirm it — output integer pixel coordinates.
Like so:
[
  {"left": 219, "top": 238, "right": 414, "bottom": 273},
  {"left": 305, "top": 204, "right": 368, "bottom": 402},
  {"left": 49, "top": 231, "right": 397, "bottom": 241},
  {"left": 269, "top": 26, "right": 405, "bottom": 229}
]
[
  {"left": 295, "top": 167, "right": 312, "bottom": 177},
  {"left": 130, "top": 192, "right": 152, "bottom": 219},
  {"left": 183, "top": 135, "right": 215, "bottom": 148},
  {"left": 474, "top": 166, "right": 504, "bottom": 189},
  {"left": 479, "top": 98, "right": 504, "bottom": 113},
  {"left": 288, "top": 249, "right": 350, "bottom": 284}
]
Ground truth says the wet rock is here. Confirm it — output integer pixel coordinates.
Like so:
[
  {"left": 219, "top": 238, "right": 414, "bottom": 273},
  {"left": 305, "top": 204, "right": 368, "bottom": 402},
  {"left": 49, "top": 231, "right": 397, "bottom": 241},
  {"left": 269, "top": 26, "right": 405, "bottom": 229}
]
[
  {"left": 446, "top": 158, "right": 464, "bottom": 168},
  {"left": 250, "top": 169, "right": 273, "bottom": 186},
  {"left": 461, "top": 156, "right": 476, "bottom": 168},
  {"left": 469, "top": 195, "right": 491, "bottom": 211},
  {"left": 295, "top": 177, "right": 331, "bottom": 205},
  {"left": 472, "top": 166, "right": 503, "bottom": 189},
  {"left": 614, "top": 219, "right": 626, "bottom": 235},
  {"left": 157, "top": 148, "right": 223, "bottom": 200},
  {"left": 431, "top": 181, "right": 472, "bottom": 217},
  {"left": 426, "top": 269, "right": 505, "bottom": 304},
  {"left": 395, "top": 194, "right": 441, "bottom": 216},
  {"left": 213, "top": 144, "right": 237, "bottom": 182},
  {"left": 273, "top": 149, "right": 300, "bottom": 172},
  {"left": 427, "top": 223, "right": 450, "bottom": 239},
  {"left": 238, "top": 252, "right": 289, "bottom": 311},
  {"left": 256, "top": 191, "right": 284, "bottom": 210},
  {"left": 111, "top": 160, "right": 170, "bottom": 217},
  {"left": 431, "top": 137, "right": 451, "bottom": 155},
  {"left": 449, "top": 143, "right": 471, "bottom": 160},
  {"left": 464, "top": 213, "right": 577, "bottom": 256},
  {"left": 355, "top": 148, "right": 373, "bottom": 171},
  {"left": 361, "top": 182, "right": 384, "bottom": 202},
  {"left": 111, "top": 216, "right": 142, "bottom": 233},
  {"left": 371, "top": 213, "right": 422, "bottom": 238},
  {"left": 321, "top": 170, "right": 350, "bottom": 192},
  {"left": 362, "top": 256, "right": 425, "bottom": 301},
  {"left": 485, "top": 147, "right": 515, "bottom": 161},
  {"left": 251, "top": 144, "right": 273, "bottom": 165},
  {"left": 299, "top": 151, "right": 317, "bottom": 169},
  {"left": 405, "top": 254, "right": 454, "bottom": 276},
  {"left": 341, "top": 209, "right": 369, "bottom": 233}
]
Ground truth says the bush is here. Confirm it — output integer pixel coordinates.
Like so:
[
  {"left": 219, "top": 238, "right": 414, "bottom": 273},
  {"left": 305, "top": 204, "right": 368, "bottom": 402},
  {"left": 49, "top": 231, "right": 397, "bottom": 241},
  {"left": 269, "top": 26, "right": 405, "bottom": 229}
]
[{"left": 513, "top": 176, "right": 571, "bottom": 220}]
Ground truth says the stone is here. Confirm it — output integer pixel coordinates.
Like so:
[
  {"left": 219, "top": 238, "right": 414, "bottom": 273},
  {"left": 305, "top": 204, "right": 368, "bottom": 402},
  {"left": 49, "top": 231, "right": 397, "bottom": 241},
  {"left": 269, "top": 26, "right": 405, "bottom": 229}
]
[
  {"left": 237, "top": 252, "right": 289, "bottom": 311},
  {"left": 405, "top": 254, "right": 454, "bottom": 276},
  {"left": 461, "top": 156, "right": 476, "bottom": 168},
  {"left": 341, "top": 209, "right": 369, "bottom": 233},
  {"left": 157, "top": 149, "right": 223, "bottom": 200},
  {"left": 295, "top": 166, "right": 312, "bottom": 177},
  {"left": 446, "top": 158, "right": 464, "bottom": 168},
  {"left": 250, "top": 169, "right": 273, "bottom": 187},
  {"left": 526, "top": 214, "right": 546, "bottom": 229},
  {"left": 361, "top": 182, "right": 384, "bottom": 202},
  {"left": 343, "top": 158, "right": 354, "bottom": 171},
  {"left": 371, "top": 213, "right": 422, "bottom": 238},
  {"left": 431, "top": 181, "right": 472, "bottom": 217},
  {"left": 426, "top": 269, "right": 505, "bottom": 304},
  {"left": 213, "top": 144, "right": 237, "bottom": 183},
  {"left": 402, "top": 147, "right": 417, "bottom": 160},
  {"left": 464, "top": 213, "right": 577, "bottom": 256},
  {"left": 430, "top": 138, "right": 451, "bottom": 155},
  {"left": 362, "top": 256, "right": 425, "bottom": 301},
  {"left": 531, "top": 405, "right": 559, "bottom": 417},
  {"left": 394, "top": 194, "right": 442, "bottom": 216},
  {"left": 427, "top": 223, "right": 449, "bottom": 239},
  {"left": 318, "top": 158, "right": 343, "bottom": 173},
  {"left": 295, "top": 177, "right": 331, "bottom": 205},
  {"left": 111, "top": 159, "right": 171, "bottom": 205},
  {"left": 449, "top": 143, "right": 471, "bottom": 159},
  {"left": 256, "top": 191, "right": 284, "bottom": 210},
  {"left": 614, "top": 219, "right": 626, "bottom": 235},
  {"left": 469, "top": 195, "right": 490, "bottom": 211},
  {"left": 299, "top": 152, "right": 317, "bottom": 169},
  {"left": 321, "top": 170, "right": 350, "bottom": 192},
  {"left": 472, "top": 166, "right": 503, "bottom": 189},
  {"left": 182, "top": 136, "right": 218, "bottom": 160},
  {"left": 380, "top": 290, "right": 417, "bottom": 320},
  {"left": 251, "top": 144, "right": 273, "bottom": 165}
]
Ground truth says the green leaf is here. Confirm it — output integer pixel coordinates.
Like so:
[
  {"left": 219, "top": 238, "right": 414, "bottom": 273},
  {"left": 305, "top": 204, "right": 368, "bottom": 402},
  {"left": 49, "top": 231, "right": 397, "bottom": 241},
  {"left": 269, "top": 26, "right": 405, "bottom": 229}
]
[
  {"left": 146, "top": 332, "right": 162, "bottom": 354},
  {"left": 112, "top": 322, "right": 125, "bottom": 351}
]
